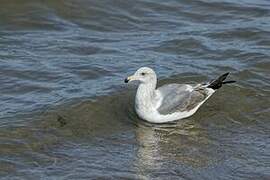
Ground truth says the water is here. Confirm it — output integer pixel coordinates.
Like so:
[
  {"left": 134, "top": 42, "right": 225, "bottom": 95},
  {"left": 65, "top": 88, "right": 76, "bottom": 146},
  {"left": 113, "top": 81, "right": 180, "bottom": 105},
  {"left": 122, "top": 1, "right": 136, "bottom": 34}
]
[{"left": 0, "top": 0, "right": 269, "bottom": 179}]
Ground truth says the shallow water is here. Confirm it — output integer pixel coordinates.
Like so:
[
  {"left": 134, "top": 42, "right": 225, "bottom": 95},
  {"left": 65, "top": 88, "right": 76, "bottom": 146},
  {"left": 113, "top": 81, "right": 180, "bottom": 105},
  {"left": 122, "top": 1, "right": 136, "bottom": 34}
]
[{"left": 0, "top": 0, "right": 270, "bottom": 179}]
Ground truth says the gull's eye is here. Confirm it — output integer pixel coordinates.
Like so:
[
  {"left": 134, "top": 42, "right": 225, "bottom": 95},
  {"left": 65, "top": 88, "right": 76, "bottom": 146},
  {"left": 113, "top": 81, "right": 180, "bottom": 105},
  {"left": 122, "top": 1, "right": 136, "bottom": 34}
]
[{"left": 141, "top": 72, "right": 146, "bottom": 76}]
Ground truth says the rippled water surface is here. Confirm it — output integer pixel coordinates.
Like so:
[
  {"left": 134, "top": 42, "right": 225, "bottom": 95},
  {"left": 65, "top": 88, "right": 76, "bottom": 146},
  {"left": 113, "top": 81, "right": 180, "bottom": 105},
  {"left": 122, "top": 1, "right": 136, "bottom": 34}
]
[{"left": 0, "top": 0, "right": 270, "bottom": 179}]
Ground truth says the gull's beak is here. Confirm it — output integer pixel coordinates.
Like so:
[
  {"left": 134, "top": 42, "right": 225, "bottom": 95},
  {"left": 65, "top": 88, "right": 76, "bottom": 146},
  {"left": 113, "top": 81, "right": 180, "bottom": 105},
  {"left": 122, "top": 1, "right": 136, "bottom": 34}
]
[{"left": 124, "top": 75, "right": 134, "bottom": 83}]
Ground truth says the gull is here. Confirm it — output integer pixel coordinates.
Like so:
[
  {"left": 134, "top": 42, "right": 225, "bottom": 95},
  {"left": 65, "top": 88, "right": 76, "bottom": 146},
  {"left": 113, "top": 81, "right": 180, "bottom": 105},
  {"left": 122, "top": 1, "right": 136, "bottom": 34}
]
[{"left": 125, "top": 67, "right": 235, "bottom": 123}]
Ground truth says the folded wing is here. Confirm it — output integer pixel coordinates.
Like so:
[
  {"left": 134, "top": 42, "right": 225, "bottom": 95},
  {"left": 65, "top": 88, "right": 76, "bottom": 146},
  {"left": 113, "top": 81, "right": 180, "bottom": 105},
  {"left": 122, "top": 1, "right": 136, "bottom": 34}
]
[{"left": 156, "top": 84, "right": 210, "bottom": 115}]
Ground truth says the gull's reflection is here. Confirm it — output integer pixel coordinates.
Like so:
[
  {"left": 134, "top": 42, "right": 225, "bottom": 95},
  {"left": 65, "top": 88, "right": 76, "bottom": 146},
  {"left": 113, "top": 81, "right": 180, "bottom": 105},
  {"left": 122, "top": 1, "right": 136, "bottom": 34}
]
[
  {"left": 134, "top": 119, "right": 213, "bottom": 177},
  {"left": 136, "top": 123, "right": 162, "bottom": 167},
  {"left": 134, "top": 122, "right": 164, "bottom": 178}
]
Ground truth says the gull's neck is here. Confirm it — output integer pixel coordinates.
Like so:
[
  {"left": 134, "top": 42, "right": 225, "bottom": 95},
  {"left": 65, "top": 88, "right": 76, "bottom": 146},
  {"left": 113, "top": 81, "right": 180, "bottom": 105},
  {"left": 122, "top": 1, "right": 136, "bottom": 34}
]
[{"left": 135, "top": 80, "right": 157, "bottom": 111}]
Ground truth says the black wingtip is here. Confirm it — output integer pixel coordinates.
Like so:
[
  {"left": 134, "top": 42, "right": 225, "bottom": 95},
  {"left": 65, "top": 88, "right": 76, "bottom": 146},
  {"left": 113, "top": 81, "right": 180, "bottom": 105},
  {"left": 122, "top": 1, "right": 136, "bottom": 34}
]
[
  {"left": 207, "top": 72, "right": 235, "bottom": 90},
  {"left": 218, "top": 72, "right": 230, "bottom": 81},
  {"left": 222, "top": 80, "right": 236, "bottom": 84}
]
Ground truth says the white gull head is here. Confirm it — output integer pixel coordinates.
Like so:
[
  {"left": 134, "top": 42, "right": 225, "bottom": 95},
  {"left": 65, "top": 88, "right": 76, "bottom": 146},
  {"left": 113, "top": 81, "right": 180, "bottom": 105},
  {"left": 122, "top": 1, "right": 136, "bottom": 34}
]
[{"left": 124, "top": 67, "right": 157, "bottom": 85}]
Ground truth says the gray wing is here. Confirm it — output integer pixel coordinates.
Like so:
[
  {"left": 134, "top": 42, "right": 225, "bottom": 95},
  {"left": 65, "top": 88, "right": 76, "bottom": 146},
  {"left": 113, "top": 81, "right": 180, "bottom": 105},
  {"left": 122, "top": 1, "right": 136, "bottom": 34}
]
[{"left": 156, "top": 83, "right": 209, "bottom": 115}]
